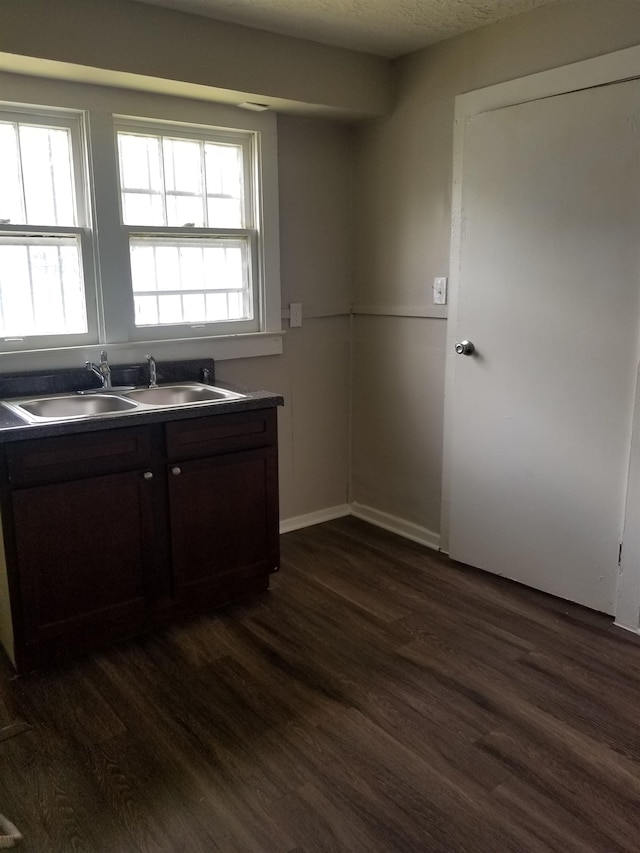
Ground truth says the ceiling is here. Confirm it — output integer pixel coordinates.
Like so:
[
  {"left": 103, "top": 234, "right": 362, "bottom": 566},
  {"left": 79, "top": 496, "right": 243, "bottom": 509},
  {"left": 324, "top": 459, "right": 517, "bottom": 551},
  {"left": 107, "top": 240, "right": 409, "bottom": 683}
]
[{"left": 133, "top": 0, "right": 560, "bottom": 58}]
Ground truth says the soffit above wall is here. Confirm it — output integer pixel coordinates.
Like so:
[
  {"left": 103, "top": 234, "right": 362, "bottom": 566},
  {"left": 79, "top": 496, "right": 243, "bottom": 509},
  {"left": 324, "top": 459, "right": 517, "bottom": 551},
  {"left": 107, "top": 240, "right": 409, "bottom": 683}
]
[
  {"left": 0, "top": 0, "right": 391, "bottom": 120},
  {"left": 134, "top": 0, "right": 561, "bottom": 58}
]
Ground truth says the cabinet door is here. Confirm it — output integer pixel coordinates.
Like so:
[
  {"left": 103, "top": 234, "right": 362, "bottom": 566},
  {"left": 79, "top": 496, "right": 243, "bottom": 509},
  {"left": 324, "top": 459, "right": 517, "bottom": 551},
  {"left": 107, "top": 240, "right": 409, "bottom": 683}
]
[
  {"left": 168, "top": 447, "right": 279, "bottom": 612},
  {"left": 11, "top": 469, "right": 154, "bottom": 665}
]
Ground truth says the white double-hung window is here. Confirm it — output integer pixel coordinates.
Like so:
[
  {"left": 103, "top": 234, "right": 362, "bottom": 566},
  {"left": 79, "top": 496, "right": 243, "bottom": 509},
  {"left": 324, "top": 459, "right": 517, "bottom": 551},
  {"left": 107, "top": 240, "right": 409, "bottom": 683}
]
[
  {"left": 0, "top": 78, "right": 280, "bottom": 359},
  {"left": 115, "top": 120, "right": 261, "bottom": 338},
  {"left": 0, "top": 111, "right": 96, "bottom": 349}
]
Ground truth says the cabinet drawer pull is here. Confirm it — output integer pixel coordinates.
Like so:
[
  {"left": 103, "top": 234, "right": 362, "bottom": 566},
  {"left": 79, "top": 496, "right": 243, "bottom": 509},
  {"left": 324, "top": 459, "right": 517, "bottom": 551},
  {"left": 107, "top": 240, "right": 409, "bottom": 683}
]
[
  {"left": 171, "top": 466, "right": 182, "bottom": 476},
  {"left": 143, "top": 471, "right": 154, "bottom": 480}
]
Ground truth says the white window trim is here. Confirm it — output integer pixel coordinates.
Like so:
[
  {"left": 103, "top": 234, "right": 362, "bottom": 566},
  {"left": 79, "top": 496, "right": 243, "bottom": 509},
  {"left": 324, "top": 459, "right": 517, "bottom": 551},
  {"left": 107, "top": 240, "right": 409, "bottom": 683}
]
[
  {"left": 113, "top": 118, "right": 261, "bottom": 339},
  {"left": 0, "top": 72, "right": 282, "bottom": 366}
]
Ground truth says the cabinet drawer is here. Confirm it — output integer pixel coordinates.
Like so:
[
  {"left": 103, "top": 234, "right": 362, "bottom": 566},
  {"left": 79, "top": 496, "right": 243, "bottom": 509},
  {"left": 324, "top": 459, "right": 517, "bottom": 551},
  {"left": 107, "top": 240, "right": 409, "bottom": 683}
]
[
  {"left": 6, "top": 426, "right": 152, "bottom": 487},
  {"left": 166, "top": 409, "right": 277, "bottom": 460}
]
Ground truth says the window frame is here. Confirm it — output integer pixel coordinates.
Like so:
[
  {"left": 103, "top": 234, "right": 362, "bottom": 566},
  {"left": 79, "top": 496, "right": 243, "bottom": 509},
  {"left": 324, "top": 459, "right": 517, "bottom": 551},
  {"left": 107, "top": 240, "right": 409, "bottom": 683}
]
[
  {"left": 113, "top": 117, "right": 263, "bottom": 341},
  {"left": 0, "top": 74, "right": 282, "bottom": 364},
  {"left": 0, "top": 106, "right": 100, "bottom": 352}
]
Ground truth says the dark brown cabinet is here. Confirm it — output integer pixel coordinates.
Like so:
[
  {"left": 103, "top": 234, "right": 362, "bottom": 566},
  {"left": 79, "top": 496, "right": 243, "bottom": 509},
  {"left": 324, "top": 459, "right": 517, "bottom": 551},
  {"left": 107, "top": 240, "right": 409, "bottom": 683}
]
[
  {"left": 11, "top": 470, "right": 152, "bottom": 664},
  {"left": 169, "top": 448, "right": 279, "bottom": 613},
  {"left": 0, "top": 407, "right": 279, "bottom": 672}
]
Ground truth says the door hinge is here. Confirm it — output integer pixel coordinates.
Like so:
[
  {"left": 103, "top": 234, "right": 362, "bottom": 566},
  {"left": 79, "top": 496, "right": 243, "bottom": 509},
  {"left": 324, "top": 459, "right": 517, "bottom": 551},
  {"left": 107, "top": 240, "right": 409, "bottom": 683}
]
[{"left": 618, "top": 543, "right": 623, "bottom": 566}]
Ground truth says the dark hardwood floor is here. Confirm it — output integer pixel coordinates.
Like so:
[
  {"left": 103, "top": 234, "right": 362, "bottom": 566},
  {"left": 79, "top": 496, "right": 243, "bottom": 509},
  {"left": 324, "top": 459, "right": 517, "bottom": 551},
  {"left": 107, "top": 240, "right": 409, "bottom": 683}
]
[{"left": 1, "top": 517, "right": 640, "bottom": 852}]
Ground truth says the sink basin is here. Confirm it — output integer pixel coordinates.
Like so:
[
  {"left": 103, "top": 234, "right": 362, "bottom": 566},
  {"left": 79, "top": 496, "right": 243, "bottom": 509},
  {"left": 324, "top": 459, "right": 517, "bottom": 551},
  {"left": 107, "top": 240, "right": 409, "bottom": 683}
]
[
  {"left": 123, "top": 384, "right": 245, "bottom": 406},
  {"left": 4, "top": 394, "right": 138, "bottom": 422},
  {"left": 2, "top": 382, "right": 247, "bottom": 424}
]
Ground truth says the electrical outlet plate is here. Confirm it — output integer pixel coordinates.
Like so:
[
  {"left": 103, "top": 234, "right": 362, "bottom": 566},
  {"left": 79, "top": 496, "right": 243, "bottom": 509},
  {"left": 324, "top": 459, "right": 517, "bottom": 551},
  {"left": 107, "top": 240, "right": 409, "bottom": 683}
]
[
  {"left": 433, "top": 277, "right": 448, "bottom": 305},
  {"left": 289, "top": 303, "right": 303, "bottom": 327}
]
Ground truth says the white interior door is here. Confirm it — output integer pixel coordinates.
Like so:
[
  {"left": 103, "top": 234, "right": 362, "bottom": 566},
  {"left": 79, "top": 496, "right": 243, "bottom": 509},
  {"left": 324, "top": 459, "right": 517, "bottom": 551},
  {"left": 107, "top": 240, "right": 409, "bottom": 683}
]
[{"left": 449, "top": 80, "right": 640, "bottom": 614}]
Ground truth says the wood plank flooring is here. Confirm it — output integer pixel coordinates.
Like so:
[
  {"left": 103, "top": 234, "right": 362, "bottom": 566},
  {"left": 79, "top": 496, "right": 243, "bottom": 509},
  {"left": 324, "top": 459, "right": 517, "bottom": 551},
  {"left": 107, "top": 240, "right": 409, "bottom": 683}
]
[{"left": 1, "top": 517, "right": 640, "bottom": 852}]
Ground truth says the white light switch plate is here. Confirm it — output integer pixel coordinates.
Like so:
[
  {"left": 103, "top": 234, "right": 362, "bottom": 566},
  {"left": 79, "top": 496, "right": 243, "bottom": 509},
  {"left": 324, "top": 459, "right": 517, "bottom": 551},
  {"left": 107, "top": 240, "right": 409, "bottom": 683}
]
[
  {"left": 433, "top": 277, "right": 448, "bottom": 305},
  {"left": 289, "top": 303, "right": 303, "bottom": 328}
]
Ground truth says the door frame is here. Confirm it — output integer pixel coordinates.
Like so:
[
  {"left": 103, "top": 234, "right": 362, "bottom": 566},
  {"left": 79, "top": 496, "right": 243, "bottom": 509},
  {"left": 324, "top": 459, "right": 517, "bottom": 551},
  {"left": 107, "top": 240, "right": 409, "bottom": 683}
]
[{"left": 441, "top": 44, "right": 640, "bottom": 633}]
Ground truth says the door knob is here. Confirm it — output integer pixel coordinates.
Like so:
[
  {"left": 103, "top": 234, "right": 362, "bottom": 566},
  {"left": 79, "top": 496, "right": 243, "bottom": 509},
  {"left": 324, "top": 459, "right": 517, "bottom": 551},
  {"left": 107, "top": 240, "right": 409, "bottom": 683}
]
[
  {"left": 171, "top": 467, "right": 182, "bottom": 476},
  {"left": 455, "top": 340, "right": 475, "bottom": 356}
]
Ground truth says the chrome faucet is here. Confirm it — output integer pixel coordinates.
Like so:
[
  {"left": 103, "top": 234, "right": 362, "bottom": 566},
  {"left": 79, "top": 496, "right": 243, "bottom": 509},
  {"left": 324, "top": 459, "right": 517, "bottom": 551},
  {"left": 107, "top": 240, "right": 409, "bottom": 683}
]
[
  {"left": 146, "top": 354, "right": 158, "bottom": 388},
  {"left": 85, "top": 350, "right": 112, "bottom": 389}
]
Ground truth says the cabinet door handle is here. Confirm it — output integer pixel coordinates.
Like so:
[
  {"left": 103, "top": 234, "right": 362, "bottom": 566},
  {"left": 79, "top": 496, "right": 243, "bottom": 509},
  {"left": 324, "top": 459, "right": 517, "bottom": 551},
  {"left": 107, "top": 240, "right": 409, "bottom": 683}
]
[
  {"left": 143, "top": 471, "right": 153, "bottom": 480},
  {"left": 171, "top": 467, "right": 181, "bottom": 476}
]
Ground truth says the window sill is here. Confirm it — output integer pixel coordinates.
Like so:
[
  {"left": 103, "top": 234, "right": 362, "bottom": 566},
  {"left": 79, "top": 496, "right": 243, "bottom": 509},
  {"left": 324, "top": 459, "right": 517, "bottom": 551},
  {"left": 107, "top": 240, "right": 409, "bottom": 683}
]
[{"left": 0, "top": 330, "right": 284, "bottom": 373}]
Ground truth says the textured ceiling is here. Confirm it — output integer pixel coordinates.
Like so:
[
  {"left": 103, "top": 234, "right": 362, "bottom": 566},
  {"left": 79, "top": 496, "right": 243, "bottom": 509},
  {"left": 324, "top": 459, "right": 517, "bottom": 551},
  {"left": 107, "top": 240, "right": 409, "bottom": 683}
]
[{"left": 133, "top": 0, "right": 560, "bottom": 57}]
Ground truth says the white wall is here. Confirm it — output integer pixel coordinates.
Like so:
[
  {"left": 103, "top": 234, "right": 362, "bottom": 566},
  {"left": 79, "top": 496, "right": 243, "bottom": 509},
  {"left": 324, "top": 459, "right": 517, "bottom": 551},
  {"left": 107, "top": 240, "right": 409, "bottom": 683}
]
[{"left": 352, "top": 0, "right": 640, "bottom": 544}]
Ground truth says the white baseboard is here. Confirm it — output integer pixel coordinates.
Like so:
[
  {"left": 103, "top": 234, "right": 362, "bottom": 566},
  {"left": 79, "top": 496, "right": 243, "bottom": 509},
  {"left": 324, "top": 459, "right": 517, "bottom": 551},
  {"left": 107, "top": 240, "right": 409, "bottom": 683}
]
[
  {"left": 613, "top": 619, "right": 640, "bottom": 636},
  {"left": 350, "top": 502, "right": 441, "bottom": 551},
  {"left": 279, "top": 501, "right": 441, "bottom": 552},
  {"left": 279, "top": 504, "right": 351, "bottom": 534}
]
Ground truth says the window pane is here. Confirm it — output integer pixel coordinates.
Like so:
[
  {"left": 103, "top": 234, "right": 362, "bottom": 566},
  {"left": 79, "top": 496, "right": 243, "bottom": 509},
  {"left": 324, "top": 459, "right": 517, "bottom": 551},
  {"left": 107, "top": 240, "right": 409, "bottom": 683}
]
[
  {"left": 155, "top": 245, "right": 181, "bottom": 291},
  {"left": 205, "top": 143, "right": 244, "bottom": 227},
  {"left": 158, "top": 294, "right": 182, "bottom": 324},
  {"left": 166, "top": 195, "right": 204, "bottom": 228},
  {"left": 206, "top": 197, "right": 242, "bottom": 228},
  {"left": 122, "top": 192, "right": 164, "bottom": 226},
  {"left": 118, "top": 134, "right": 165, "bottom": 225},
  {"left": 224, "top": 249, "right": 245, "bottom": 290},
  {"left": 130, "top": 243, "right": 157, "bottom": 292},
  {"left": 227, "top": 291, "right": 245, "bottom": 320},
  {"left": 0, "top": 123, "right": 24, "bottom": 224},
  {"left": 20, "top": 125, "right": 76, "bottom": 226},
  {"left": 178, "top": 246, "right": 205, "bottom": 289},
  {"left": 134, "top": 294, "right": 159, "bottom": 326},
  {"left": 183, "top": 293, "right": 205, "bottom": 323},
  {"left": 118, "top": 134, "right": 163, "bottom": 193},
  {"left": 163, "top": 138, "right": 201, "bottom": 194},
  {"left": 130, "top": 237, "right": 250, "bottom": 326},
  {"left": 205, "top": 292, "right": 228, "bottom": 321},
  {"left": 0, "top": 237, "right": 87, "bottom": 336}
]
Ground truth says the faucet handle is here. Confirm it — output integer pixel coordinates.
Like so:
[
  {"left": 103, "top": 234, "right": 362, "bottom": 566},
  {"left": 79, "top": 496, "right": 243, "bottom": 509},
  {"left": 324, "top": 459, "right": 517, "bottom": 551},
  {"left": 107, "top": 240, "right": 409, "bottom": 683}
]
[
  {"left": 145, "top": 354, "right": 158, "bottom": 388},
  {"left": 99, "top": 351, "right": 111, "bottom": 381}
]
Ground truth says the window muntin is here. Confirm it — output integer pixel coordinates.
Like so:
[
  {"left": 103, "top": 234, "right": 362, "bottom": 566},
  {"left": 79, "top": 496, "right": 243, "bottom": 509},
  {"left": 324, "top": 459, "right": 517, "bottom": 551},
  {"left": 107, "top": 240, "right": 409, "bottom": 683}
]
[
  {"left": 0, "top": 112, "right": 92, "bottom": 346},
  {"left": 116, "top": 123, "right": 258, "bottom": 334}
]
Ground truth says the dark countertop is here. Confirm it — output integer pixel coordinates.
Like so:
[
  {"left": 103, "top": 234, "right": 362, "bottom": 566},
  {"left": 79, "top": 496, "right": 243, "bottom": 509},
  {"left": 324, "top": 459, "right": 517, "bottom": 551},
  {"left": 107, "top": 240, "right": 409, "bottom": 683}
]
[{"left": 0, "top": 358, "right": 284, "bottom": 443}]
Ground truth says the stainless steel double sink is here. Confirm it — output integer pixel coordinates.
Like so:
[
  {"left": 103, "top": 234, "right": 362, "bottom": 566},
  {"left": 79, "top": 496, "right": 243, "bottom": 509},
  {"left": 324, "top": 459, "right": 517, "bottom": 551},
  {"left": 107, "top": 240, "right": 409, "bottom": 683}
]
[{"left": 2, "top": 383, "right": 246, "bottom": 424}]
